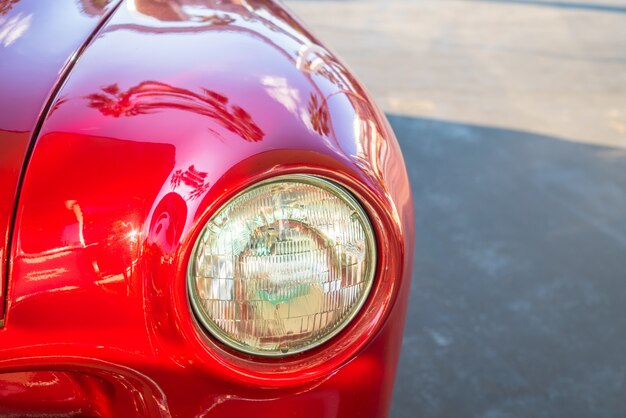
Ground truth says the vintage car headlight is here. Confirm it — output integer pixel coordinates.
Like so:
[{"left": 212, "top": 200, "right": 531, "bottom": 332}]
[{"left": 188, "top": 175, "right": 376, "bottom": 356}]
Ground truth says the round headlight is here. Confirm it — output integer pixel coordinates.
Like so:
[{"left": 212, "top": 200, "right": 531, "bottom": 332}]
[{"left": 188, "top": 175, "right": 376, "bottom": 356}]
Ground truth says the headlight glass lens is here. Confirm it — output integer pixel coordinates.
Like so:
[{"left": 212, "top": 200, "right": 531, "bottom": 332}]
[{"left": 188, "top": 175, "right": 376, "bottom": 356}]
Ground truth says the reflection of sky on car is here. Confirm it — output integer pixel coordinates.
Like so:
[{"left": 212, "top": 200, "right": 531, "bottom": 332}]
[{"left": 0, "top": 10, "right": 32, "bottom": 47}]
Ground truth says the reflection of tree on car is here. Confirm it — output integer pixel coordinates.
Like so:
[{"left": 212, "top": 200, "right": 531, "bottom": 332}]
[
  {"left": 77, "top": 0, "right": 113, "bottom": 16},
  {"left": 130, "top": 0, "right": 237, "bottom": 23},
  {"left": 171, "top": 165, "right": 210, "bottom": 201},
  {"left": 85, "top": 81, "right": 264, "bottom": 142},
  {"left": 0, "top": 0, "right": 19, "bottom": 16}
]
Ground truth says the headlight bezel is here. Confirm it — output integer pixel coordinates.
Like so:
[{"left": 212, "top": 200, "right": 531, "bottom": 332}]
[{"left": 186, "top": 174, "right": 377, "bottom": 357}]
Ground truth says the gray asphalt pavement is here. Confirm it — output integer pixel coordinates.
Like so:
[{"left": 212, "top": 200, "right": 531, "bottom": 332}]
[{"left": 285, "top": 1, "right": 626, "bottom": 417}]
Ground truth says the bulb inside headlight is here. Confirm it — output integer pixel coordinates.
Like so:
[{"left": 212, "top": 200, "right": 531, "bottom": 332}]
[{"left": 188, "top": 175, "right": 376, "bottom": 356}]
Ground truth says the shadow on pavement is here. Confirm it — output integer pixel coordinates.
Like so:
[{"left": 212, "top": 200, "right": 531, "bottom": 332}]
[{"left": 388, "top": 114, "right": 626, "bottom": 418}]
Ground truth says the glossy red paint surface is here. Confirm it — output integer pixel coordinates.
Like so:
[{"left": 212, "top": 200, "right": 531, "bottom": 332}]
[
  {"left": 0, "top": 0, "right": 118, "bottom": 320},
  {"left": 0, "top": 1, "right": 414, "bottom": 416},
  {"left": 0, "top": 371, "right": 114, "bottom": 416}
]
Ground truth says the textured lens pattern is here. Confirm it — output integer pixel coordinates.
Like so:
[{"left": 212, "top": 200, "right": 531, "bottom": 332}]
[{"left": 189, "top": 177, "right": 375, "bottom": 355}]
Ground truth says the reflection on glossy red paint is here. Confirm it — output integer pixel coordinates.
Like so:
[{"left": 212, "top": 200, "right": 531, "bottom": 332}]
[
  {"left": 10, "top": 133, "right": 175, "bottom": 342},
  {"left": 130, "top": 0, "right": 236, "bottom": 24},
  {"left": 0, "top": 364, "right": 171, "bottom": 416},
  {"left": 0, "top": 1, "right": 19, "bottom": 16},
  {"left": 171, "top": 165, "right": 211, "bottom": 200},
  {"left": 78, "top": 0, "right": 114, "bottom": 17},
  {"left": 0, "top": 1, "right": 414, "bottom": 416},
  {"left": 307, "top": 93, "right": 331, "bottom": 137},
  {"left": 0, "top": 371, "right": 114, "bottom": 416},
  {"left": 0, "top": 0, "right": 120, "bottom": 320},
  {"left": 85, "top": 81, "right": 264, "bottom": 142}
]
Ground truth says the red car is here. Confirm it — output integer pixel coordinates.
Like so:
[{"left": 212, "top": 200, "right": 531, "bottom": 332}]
[{"left": 0, "top": 0, "right": 413, "bottom": 416}]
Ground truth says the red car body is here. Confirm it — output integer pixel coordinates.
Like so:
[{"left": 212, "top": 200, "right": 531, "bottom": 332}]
[{"left": 0, "top": 0, "right": 414, "bottom": 416}]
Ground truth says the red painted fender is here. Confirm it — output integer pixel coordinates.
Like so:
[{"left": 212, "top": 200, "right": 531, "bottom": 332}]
[{"left": 0, "top": 1, "right": 414, "bottom": 416}]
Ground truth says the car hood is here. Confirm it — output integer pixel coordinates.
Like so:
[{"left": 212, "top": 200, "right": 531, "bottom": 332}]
[{"left": 0, "top": 0, "right": 120, "bottom": 320}]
